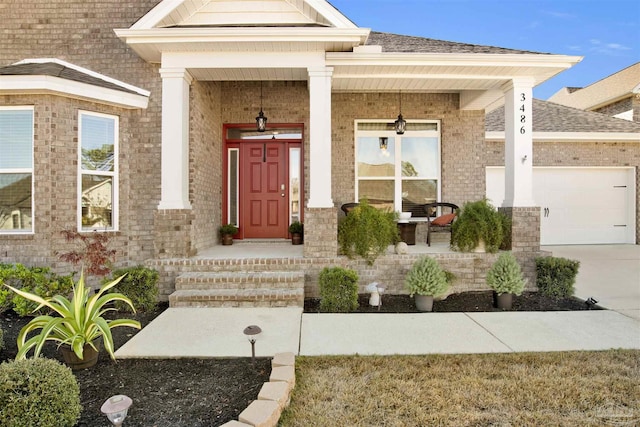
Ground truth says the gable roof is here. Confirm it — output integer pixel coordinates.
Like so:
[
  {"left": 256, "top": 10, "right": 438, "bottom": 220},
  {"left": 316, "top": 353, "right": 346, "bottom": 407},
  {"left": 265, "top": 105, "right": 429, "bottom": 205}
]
[
  {"left": 365, "top": 32, "right": 550, "bottom": 55},
  {"left": 548, "top": 62, "right": 640, "bottom": 111},
  {"left": 486, "top": 99, "right": 640, "bottom": 139},
  {"left": 0, "top": 59, "right": 150, "bottom": 109}
]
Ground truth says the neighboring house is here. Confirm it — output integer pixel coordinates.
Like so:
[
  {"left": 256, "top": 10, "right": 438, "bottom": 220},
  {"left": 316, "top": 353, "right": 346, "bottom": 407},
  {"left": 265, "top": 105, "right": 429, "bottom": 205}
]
[
  {"left": 3, "top": 0, "right": 631, "bottom": 302},
  {"left": 548, "top": 62, "right": 640, "bottom": 122},
  {"left": 486, "top": 99, "right": 640, "bottom": 245}
]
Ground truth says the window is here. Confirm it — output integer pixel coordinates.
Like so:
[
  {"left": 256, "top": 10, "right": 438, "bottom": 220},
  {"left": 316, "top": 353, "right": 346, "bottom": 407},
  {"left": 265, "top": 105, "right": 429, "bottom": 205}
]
[
  {"left": 0, "top": 107, "right": 33, "bottom": 233},
  {"left": 79, "top": 111, "right": 118, "bottom": 231},
  {"left": 355, "top": 121, "right": 440, "bottom": 218}
]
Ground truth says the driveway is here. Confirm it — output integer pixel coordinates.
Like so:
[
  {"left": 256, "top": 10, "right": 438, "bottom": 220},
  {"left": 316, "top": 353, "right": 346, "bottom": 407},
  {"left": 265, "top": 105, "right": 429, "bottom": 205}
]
[{"left": 542, "top": 245, "right": 640, "bottom": 321}]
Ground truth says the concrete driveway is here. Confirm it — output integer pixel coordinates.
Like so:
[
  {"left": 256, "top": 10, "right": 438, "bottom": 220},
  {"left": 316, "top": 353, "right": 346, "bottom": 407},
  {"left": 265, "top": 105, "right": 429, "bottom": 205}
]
[{"left": 542, "top": 245, "right": 640, "bottom": 320}]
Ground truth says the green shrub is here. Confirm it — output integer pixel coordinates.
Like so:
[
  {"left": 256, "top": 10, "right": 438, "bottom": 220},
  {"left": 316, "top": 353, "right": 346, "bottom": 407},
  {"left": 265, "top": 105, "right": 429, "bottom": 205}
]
[
  {"left": 338, "top": 199, "right": 399, "bottom": 265},
  {"left": 0, "top": 358, "right": 81, "bottom": 427},
  {"left": 486, "top": 253, "right": 527, "bottom": 295},
  {"left": 0, "top": 264, "right": 74, "bottom": 316},
  {"left": 105, "top": 265, "right": 159, "bottom": 312},
  {"left": 535, "top": 256, "right": 580, "bottom": 299},
  {"left": 405, "top": 257, "right": 450, "bottom": 297},
  {"left": 319, "top": 267, "right": 359, "bottom": 313},
  {"left": 451, "top": 198, "right": 509, "bottom": 253}
]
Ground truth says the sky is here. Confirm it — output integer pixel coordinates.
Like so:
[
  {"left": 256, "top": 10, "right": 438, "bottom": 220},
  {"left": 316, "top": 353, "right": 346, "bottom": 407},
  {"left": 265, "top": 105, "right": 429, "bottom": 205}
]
[{"left": 329, "top": 0, "right": 640, "bottom": 100}]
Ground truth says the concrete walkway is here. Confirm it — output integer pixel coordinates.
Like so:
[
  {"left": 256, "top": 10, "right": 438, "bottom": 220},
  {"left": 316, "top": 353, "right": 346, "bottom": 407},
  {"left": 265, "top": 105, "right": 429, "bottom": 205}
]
[{"left": 116, "top": 245, "right": 640, "bottom": 358}]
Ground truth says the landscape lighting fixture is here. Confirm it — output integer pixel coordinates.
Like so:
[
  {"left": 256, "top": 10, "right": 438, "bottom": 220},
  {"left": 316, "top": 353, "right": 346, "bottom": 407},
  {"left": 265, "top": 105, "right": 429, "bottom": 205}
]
[
  {"left": 585, "top": 297, "right": 598, "bottom": 309},
  {"left": 394, "top": 90, "right": 406, "bottom": 135},
  {"left": 101, "top": 394, "right": 133, "bottom": 427},
  {"left": 256, "top": 81, "right": 267, "bottom": 132},
  {"left": 243, "top": 324, "right": 262, "bottom": 364}
]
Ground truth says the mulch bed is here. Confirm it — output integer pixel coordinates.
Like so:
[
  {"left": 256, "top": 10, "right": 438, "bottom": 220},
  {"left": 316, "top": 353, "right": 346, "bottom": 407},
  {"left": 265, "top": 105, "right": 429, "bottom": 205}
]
[{"left": 1, "top": 292, "right": 600, "bottom": 426}]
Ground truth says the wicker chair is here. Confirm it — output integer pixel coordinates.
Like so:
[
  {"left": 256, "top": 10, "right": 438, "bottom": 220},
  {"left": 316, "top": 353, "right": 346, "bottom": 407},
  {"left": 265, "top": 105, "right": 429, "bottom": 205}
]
[
  {"left": 424, "top": 202, "right": 459, "bottom": 246},
  {"left": 340, "top": 202, "right": 360, "bottom": 215}
]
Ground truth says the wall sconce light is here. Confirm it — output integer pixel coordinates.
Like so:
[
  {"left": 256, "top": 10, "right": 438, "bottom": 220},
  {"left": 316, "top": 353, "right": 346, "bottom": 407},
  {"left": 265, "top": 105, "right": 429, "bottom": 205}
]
[
  {"left": 101, "top": 395, "right": 133, "bottom": 427},
  {"left": 256, "top": 82, "right": 267, "bottom": 132},
  {"left": 379, "top": 137, "right": 388, "bottom": 151},
  {"left": 394, "top": 90, "right": 406, "bottom": 135},
  {"left": 243, "top": 324, "right": 262, "bottom": 364}
]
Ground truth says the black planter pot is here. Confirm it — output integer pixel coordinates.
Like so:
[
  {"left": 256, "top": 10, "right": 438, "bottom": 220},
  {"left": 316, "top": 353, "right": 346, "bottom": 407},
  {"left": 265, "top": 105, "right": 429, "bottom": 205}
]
[
  {"left": 493, "top": 292, "right": 514, "bottom": 310},
  {"left": 291, "top": 233, "right": 303, "bottom": 245}
]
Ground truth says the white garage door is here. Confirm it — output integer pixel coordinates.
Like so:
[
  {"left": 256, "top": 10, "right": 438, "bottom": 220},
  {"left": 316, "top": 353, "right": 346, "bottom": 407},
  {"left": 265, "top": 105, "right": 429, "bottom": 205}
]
[{"left": 486, "top": 167, "right": 636, "bottom": 245}]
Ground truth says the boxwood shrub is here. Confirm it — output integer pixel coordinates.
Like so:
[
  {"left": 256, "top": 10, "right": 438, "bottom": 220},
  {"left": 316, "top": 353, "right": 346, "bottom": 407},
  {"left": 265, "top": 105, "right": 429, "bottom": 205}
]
[
  {"left": 105, "top": 265, "right": 159, "bottom": 312},
  {"left": 319, "top": 267, "right": 359, "bottom": 313},
  {"left": 0, "top": 358, "right": 81, "bottom": 427},
  {"left": 535, "top": 256, "right": 580, "bottom": 299}
]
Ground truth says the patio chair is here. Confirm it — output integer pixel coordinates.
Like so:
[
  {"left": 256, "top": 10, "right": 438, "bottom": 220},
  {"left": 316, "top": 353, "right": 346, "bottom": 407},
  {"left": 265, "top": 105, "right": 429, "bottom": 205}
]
[
  {"left": 340, "top": 202, "right": 360, "bottom": 215},
  {"left": 424, "top": 202, "right": 459, "bottom": 246}
]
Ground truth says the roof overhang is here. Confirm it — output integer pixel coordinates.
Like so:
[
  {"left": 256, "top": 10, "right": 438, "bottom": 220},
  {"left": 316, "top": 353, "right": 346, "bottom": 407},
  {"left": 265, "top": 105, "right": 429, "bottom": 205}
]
[{"left": 486, "top": 131, "right": 640, "bottom": 142}]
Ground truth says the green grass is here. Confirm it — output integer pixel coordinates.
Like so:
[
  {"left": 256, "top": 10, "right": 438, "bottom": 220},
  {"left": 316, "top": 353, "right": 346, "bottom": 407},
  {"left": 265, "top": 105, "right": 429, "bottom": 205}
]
[{"left": 280, "top": 350, "right": 640, "bottom": 426}]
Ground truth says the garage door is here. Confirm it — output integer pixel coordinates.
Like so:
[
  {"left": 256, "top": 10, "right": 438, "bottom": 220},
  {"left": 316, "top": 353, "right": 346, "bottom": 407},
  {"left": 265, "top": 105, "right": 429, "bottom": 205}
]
[{"left": 486, "top": 167, "right": 636, "bottom": 245}]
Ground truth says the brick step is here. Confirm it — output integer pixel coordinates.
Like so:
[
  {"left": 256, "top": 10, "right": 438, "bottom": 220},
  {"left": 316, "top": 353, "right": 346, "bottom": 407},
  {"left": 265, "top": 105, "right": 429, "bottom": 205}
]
[
  {"left": 168, "top": 288, "right": 304, "bottom": 308},
  {"left": 175, "top": 271, "right": 305, "bottom": 290}
]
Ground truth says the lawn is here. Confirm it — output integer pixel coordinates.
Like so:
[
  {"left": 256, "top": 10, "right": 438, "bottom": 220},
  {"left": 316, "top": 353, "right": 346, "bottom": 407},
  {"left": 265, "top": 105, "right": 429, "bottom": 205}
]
[{"left": 280, "top": 350, "right": 640, "bottom": 426}]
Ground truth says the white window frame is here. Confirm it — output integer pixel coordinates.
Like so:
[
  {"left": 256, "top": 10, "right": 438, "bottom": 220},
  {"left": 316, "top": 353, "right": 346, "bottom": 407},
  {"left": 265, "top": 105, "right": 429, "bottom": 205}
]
[
  {"left": 227, "top": 148, "right": 240, "bottom": 227},
  {"left": 78, "top": 110, "right": 119, "bottom": 232},
  {"left": 354, "top": 119, "right": 441, "bottom": 220},
  {"left": 0, "top": 106, "right": 34, "bottom": 234}
]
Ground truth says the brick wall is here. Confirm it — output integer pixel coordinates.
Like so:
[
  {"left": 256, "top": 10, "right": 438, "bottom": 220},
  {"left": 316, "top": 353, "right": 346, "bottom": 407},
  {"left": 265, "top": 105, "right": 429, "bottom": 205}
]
[
  {"left": 332, "top": 92, "right": 486, "bottom": 208},
  {"left": 487, "top": 139, "right": 640, "bottom": 243},
  {"left": 593, "top": 97, "right": 633, "bottom": 118}
]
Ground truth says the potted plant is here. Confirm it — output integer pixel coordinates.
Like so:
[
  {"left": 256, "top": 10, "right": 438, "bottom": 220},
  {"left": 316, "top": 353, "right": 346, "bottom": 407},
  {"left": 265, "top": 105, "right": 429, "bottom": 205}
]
[
  {"left": 338, "top": 199, "right": 399, "bottom": 265},
  {"left": 486, "top": 252, "right": 527, "bottom": 310},
  {"left": 219, "top": 223, "right": 238, "bottom": 245},
  {"left": 288, "top": 221, "right": 303, "bottom": 245},
  {"left": 405, "top": 257, "right": 450, "bottom": 312},
  {"left": 4, "top": 271, "right": 141, "bottom": 370},
  {"left": 450, "top": 198, "right": 509, "bottom": 253}
]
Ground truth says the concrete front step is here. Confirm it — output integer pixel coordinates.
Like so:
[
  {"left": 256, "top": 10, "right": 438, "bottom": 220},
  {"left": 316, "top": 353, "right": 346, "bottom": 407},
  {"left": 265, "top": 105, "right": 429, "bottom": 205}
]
[
  {"left": 169, "top": 288, "right": 304, "bottom": 308},
  {"left": 175, "top": 271, "right": 305, "bottom": 290}
]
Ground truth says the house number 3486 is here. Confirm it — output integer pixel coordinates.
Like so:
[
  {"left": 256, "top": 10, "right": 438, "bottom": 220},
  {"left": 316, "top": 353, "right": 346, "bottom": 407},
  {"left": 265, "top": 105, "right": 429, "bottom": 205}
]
[{"left": 519, "top": 93, "right": 526, "bottom": 134}]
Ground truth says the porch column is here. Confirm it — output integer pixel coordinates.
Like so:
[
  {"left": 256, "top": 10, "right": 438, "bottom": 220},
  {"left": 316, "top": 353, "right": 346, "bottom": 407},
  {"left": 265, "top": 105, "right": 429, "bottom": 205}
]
[
  {"left": 501, "top": 78, "right": 540, "bottom": 253},
  {"left": 307, "top": 66, "right": 334, "bottom": 208},
  {"left": 502, "top": 78, "right": 535, "bottom": 208},
  {"left": 158, "top": 67, "right": 193, "bottom": 210}
]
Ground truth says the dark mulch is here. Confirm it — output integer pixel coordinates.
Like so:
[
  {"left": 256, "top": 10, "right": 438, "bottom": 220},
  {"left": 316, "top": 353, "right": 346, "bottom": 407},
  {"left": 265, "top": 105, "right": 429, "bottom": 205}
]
[
  {"left": 0, "top": 291, "right": 601, "bottom": 426},
  {"left": 0, "top": 303, "right": 270, "bottom": 427},
  {"left": 304, "top": 291, "right": 601, "bottom": 313}
]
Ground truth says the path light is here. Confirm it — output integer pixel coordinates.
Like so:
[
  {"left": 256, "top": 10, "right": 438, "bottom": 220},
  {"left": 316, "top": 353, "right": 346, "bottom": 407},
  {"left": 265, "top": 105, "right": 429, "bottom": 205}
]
[
  {"left": 101, "top": 395, "right": 133, "bottom": 427},
  {"left": 243, "top": 324, "right": 262, "bottom": 364},
  {"left": 585, "top": 297, "right": 598, "bottom": 309}
]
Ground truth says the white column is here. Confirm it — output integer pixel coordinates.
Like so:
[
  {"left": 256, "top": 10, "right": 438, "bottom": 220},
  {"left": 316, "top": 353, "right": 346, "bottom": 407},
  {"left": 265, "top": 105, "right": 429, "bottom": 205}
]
[
  {"left": 307, "top": 66, "right": 334, "bottom": 208},
  {"left": 502, "top": 78, "right": 535, "bottom": 207},
  {"left": 158, "top": 68, "right": 193, "bottom": 210}
]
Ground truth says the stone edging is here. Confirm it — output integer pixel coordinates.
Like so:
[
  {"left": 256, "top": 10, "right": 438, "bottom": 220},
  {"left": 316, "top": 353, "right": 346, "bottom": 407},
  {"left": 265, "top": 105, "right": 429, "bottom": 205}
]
[{"left": 220, "top": 352, "right": 296, "bottom": 427}]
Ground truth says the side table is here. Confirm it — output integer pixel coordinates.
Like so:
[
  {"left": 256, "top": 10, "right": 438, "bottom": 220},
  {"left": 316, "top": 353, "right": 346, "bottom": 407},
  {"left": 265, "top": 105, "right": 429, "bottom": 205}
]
[{"left": 397, "top": 222, "right": 417, "bottom": 245}]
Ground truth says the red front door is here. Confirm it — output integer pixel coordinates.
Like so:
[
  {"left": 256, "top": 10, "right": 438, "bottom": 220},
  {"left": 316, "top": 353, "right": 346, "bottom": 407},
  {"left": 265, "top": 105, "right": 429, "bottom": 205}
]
[{"left": 242, "top": 142, "right": 288, "bottom": 238}]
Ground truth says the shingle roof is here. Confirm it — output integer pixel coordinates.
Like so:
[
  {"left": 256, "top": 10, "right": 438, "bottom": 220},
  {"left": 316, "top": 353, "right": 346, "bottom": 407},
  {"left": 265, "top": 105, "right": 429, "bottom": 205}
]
[
  {"left": 486, "top": 99, "right": 640, "bottom": 133},
  {"left": 365, "top": 31, "right": 550, "bottom": 55},
  {"left": 0, "top": 62, "right": 139, "bottom": 95}
]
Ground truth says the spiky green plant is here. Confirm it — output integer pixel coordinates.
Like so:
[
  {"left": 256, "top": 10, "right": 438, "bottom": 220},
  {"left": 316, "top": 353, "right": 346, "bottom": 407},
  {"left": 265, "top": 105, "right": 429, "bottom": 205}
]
[
  {"left": 405, "top": 257, "right": 450, "bottom": 297},
  {"left": 486, "top": 253, "right": 527, "bottom": 295},
  {"left": 4, "top": 271, "right": 141, "bottom": 361}
]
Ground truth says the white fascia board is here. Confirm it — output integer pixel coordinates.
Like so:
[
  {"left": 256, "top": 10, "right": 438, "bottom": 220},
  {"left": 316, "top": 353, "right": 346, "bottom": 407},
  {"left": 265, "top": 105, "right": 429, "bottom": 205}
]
[
  {"left": 486, "top": 131, "right": 640, "bottom": 142},
  {"left": 131, "top": 0, "right": 186, "bottom": 30},
  {"left": 161, "top": 51, "right": 326, "bottom": 69},
  {"left": 305, "top": 0, "right": 358, "bottom": 28},
  {"left": 14, "top": 58, "right": 151, "bottom": 97},
  {"left": 0, "top": 75, "right": 150, "bottom": 109},
  {"left": 327, "top": 52, "right": 582, "bottom": 68},
  {"left": 116, "top": 26, "right": 369, "bottom": 44}
]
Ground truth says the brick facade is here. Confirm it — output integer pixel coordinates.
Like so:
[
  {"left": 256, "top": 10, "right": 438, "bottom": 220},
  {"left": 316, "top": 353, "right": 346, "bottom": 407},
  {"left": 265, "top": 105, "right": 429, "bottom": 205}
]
[{"left": 594, "top": 97, "right": 633, "bottom": 118}]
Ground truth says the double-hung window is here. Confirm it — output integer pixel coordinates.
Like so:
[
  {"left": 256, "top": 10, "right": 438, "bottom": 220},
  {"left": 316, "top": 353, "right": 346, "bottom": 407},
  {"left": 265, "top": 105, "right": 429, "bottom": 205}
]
[
  {"left": 79, "top": 111, "right": 118, "bottom": 231},
  {"left": 0, "top": 107, "right": 34, "bottom": 233},
  {"left": 355, "top": 121, "right": 441, "bottom": 218}
]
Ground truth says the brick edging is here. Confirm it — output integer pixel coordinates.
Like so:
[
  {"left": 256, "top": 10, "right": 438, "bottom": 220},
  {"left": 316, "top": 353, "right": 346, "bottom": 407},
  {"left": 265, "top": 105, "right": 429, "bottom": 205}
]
[{"left": 219, "top": 352, "right": 296, "bottom": 427}]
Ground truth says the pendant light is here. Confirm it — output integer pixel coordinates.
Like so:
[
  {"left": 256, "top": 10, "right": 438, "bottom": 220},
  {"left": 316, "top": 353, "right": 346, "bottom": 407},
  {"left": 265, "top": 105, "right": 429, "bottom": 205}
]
[
  {"left": 394, "top": 90, "right": 406, "bottom": 135},
  {"left": 256, "top": 81, "right": 267, "bottom": 132}
]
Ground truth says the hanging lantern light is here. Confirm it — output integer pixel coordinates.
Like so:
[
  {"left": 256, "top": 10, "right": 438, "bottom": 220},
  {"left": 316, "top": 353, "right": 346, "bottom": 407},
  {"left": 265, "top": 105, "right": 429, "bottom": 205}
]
[
  {"left": 256, "top": 82, "right": 267, "bottom": 132},
  {"left": 394, "top": 90, "right": 406, "bottom": 135}
]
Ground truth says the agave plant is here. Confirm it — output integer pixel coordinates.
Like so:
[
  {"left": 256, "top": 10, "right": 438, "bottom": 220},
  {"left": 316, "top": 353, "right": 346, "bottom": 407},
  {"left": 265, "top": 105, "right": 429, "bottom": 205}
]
[{"left": 4, "top": 271, "right": 141, "bottom": 361}]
